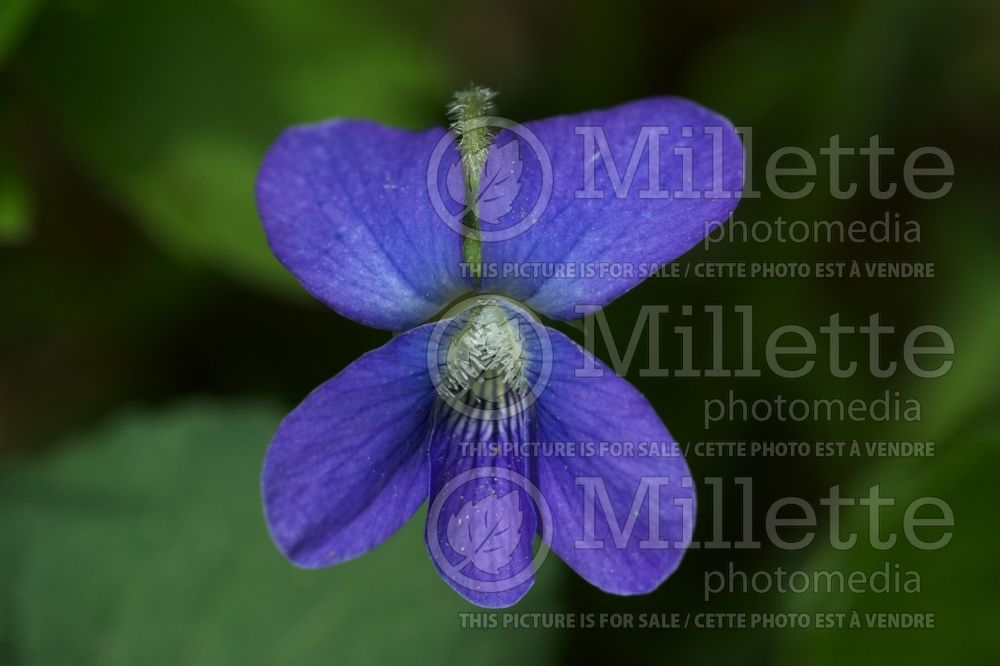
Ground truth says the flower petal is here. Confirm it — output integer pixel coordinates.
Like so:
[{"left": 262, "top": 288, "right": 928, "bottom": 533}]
[
  {"left": 425, "top": 403, "right": 538, "bottom": 607},
  {"left": 480, "top": 96, "right": 743, "bottom": 317},
  {"left": 262, "top": 324, "right": 437, "bottom": 567},
  {"left": 256, "top": 120, "right": 467, "bottom": 331},
  {"left": 534, "top": 328, "right": 696, "bottom": 594}
]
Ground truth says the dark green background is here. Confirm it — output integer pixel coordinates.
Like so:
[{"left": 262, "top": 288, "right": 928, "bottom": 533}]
[{"left": 1, "top": 0, "right": 997, "bottom": 663}]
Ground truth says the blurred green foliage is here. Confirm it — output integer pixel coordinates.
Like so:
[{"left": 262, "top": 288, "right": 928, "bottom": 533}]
[
  {"left": 785, "top": 420, "right": 998, "bottom": 664},
  {"left": 0, "top": 155, "right": 31, "bottom": 242},
  {"left": 21, "top": 0, "right": 452, "bottom": 294},
  {"left": 0, "top": 0, "right": 39, "bottom": 62},
  {"left": 0, "top": 402, "right": 564, "bottom": 664},
  {"left": 1, "top": 0, "right": 998, "bottom": 663}
]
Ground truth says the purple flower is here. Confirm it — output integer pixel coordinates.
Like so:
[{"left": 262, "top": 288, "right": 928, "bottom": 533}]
[{"left": 256, "top": 95, "right": 743, "bottom": 607}]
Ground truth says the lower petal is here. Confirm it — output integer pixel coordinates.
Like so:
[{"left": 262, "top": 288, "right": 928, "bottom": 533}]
[
  {"left": 424, "top": 399, "right": 540, "bottom": 607},
  {"left": 262, "top": 324, "right": 436, "bottom": 568},
  {"left": 534, "top": 329, "right": 696, "bottom": 594}
]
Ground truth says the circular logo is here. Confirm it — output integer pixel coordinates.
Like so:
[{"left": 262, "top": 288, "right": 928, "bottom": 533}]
[
  {"left": 427, "top": 466, "right": 552, "bottom": 594},
  {"left": 426, "top": 295, "right": 553, "bottom": 422},
  {"left": 426, "top": 116, "right": 553, "bottom": 242}
]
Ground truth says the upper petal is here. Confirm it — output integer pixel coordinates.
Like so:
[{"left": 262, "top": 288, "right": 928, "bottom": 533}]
[
  {"left": 480, "top": 96, "right": 743, "bottom": 316},
  {"left": 256, "top": 120, "right": 468, "bottom": 331},
  {"left": 533, "top": 328, "right": 696, "bottom": 594},
  {"left": 262, "top": 324, "right": 437, "bottom": 567}
]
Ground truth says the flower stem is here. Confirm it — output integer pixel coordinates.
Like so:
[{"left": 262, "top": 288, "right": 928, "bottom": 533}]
[{"left": 448, "top": 85, "right": 497, "bottom": 283}]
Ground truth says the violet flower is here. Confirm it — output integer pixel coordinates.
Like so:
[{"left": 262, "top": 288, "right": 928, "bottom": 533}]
[{"left": 256, "top": 90, "right": 743, "bottom": 607}]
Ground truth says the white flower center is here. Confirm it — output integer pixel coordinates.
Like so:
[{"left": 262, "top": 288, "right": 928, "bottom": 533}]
[{"left": 443, "top": 301, "right": 529, "bottom": 405}]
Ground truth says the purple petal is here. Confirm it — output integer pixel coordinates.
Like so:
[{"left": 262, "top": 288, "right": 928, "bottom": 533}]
[
  {"left": 534, "top": 328, "right": 696, "bottom": 594},
  {"left": 425, "top": 404, "right": 539, "bottom": 607},
  {"left": 480, "top": 96, "right": 743, "bottom": 317},
  {"left": 262, "top": 324, "right": 437, "bottom": 567},
  {"left": 256, "top": 120, "right": 467, "bottom": 331}
]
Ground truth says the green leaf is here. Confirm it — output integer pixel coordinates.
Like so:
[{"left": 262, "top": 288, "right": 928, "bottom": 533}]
[
  {"left": 0, "top": 0, "right": 39, "bottom": 62},
  {"left": 21, "top": 0, "right": 451, "bottom": 295},
  {"left": 0, "top": 401, "right": 564, "bottom": 665}
]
